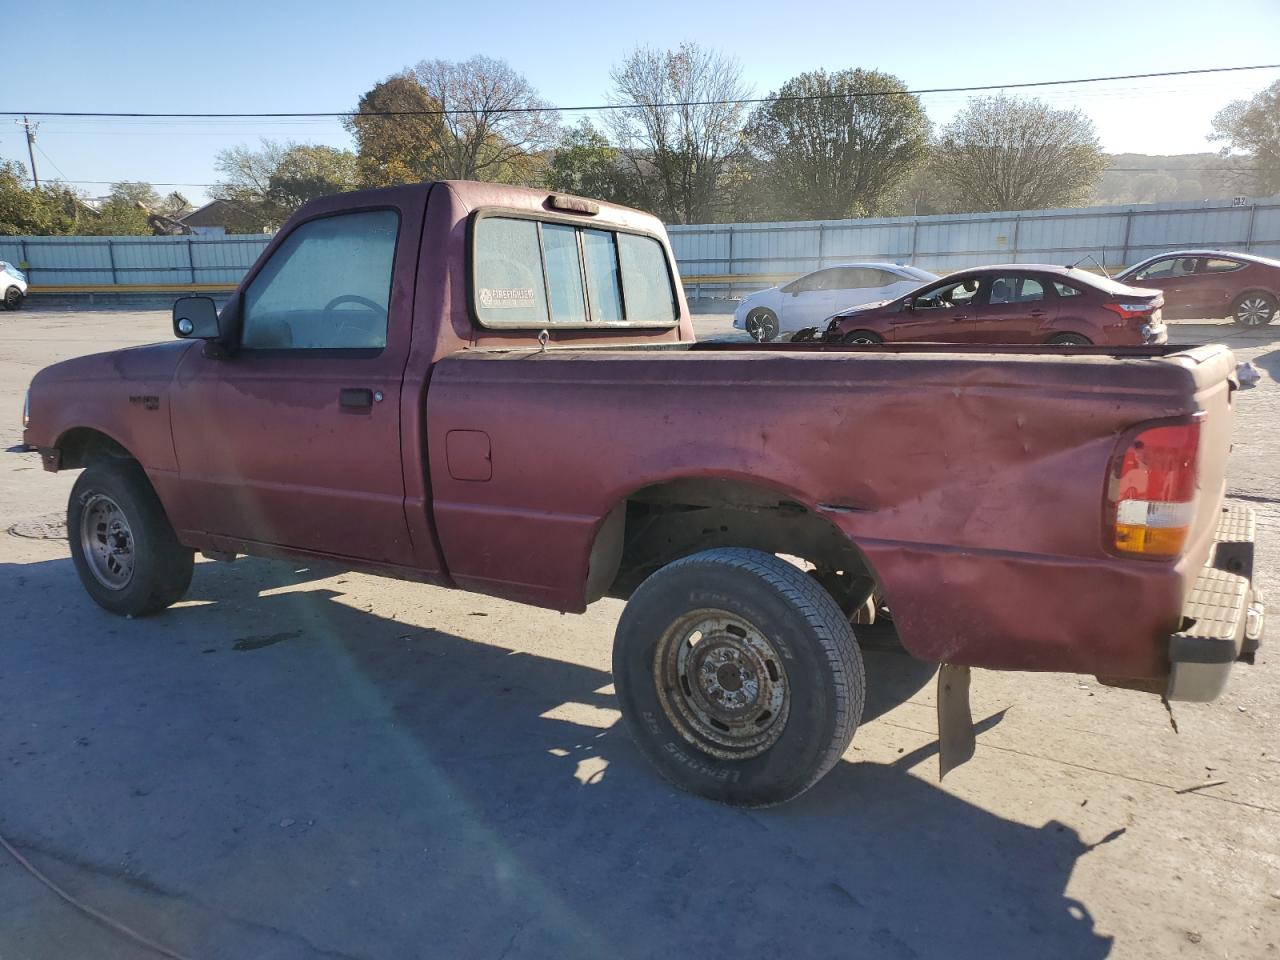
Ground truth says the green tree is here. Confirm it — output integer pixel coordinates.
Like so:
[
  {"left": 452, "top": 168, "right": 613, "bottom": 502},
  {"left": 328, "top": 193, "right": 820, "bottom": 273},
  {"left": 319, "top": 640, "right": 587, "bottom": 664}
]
[
  {"left": 545, "top": 120, "right": 637, "bottom": 204},
  {"left": 79, "top": 182, "right": 160, "bottom": 236},
  {"left": 213, "top": 140, "right": 359, "bottom": 230},
  {"left": 1211, "top": 79, "right": 1280, "bottom": 197},
  {"left": 0, "top": 160, "right": 78, "bottom": 235},
  {"left": 746, "top": 69, "right": 929, "bottom": 220},
  {"left": 933, "top": 96, "right": 1106, "bottom": 212},
  {"left": 606, "top": 43, "right": 750, "bottom": 223}
]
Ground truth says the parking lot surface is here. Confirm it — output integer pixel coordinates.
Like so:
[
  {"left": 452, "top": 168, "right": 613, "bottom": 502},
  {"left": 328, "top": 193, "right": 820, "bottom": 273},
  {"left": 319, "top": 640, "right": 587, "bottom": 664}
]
[{"left": 1, "top": 306, "right": 1277, "bottom": 959}]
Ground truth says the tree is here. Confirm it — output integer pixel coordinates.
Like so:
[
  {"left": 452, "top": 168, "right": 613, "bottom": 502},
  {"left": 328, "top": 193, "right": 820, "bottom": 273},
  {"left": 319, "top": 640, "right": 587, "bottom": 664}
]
[
  {"left": 346, "top": 58, "right": 556, "bottom": 186},
  {"left": 0, "top": 160, "right": 79, "bottom": 235},
  {"left": 746, "top": 69, "right": 929, "bottom": 220},
  {"left": 606, "top": 43, "right": 750, "bottom": 224},
  {"left": 79, "top": 182, "right": 160, "bottom": 236},
  {"left": 1211, "top": 79, "right": 1280, "bottom": 196},
  {"left": 213, "top": 140, "right": 359, "bottom": 231},
  {"left": 344, "top": 72, "right": 446, "bottom": 186},
  {"left": 933, "top": 96, "right": 1106, "bottom": 212},
  {"left": 544, "top": 119, "right": 637, "bottom": 204}
]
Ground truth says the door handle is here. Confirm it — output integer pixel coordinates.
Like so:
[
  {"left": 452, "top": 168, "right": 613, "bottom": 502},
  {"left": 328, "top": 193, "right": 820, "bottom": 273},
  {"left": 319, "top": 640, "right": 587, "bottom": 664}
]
[
  {"left": 951, "top": 314, "right": 968, "bottom": 321},
  {"left": 339, "top": 387, "right": 374, "bottom": 408}
]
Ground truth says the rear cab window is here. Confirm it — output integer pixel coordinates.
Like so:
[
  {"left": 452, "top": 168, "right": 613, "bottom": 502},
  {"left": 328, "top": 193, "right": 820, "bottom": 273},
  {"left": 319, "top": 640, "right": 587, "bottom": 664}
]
[{"left": 473, "top": 213, "right": 678, "bottom": 328}]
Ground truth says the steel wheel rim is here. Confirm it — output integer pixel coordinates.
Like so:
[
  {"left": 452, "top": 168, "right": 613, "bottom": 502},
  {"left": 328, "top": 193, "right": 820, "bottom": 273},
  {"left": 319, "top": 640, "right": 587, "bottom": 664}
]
[
  {"left": 1237, "top": 298, "right": 1272, "bottom": 325},
  {"left": 654, "top": 610, "right": 790, "bottom": 759},
  {"left": 79, "top": 493, "right": 135, "bottom": 590}
]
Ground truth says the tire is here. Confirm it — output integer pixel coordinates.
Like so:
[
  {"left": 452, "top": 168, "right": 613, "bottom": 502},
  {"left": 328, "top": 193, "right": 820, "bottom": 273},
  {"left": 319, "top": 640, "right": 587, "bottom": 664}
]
[
  {"left": 2, "top": 286, "right": 22, "bottom": 311},
  {"left": 1047, "top": 333, "right": 1092, "bottom": 346},
  {"left": 744, "top": 308, "right": 779, "bottom": 342},
  {"left": 68, "top": 459, "right": 194, "bottom": 616},
  {"left": 1232, "top": 292, "right": 1277, "bottom": 327},
  {"left": 613, "top": 548, "right": 865, "bottom": 806},
  {"left": 842, "top": 330, "right": 883, "bottom": 345}
]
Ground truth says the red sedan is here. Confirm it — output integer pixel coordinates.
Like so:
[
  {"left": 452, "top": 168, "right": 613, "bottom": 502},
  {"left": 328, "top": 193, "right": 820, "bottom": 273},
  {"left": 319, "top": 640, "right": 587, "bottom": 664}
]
[
  {"left": 1115, "top": 250, "right": 1280, "bottom": 326},
  {"left": 822, "top": 264, "right": 1166, "bottom": 346}
]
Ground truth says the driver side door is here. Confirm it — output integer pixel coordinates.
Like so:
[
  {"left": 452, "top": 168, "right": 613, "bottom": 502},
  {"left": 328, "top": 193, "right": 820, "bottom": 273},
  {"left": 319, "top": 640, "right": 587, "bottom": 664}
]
[
  {"left": 889, "top": 277, "right": 982, "bottom": 341},
  {"left": 170, "top": 199, "right": 424, "bottom": 565},
  {"left": 780, "top": 269, "right": 837, "bottom": 327}
]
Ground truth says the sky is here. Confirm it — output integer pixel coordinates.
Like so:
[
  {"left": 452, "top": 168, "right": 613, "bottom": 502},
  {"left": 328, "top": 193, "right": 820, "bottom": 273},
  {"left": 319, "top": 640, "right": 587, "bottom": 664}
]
[{"left": 4, "top": 0, "right": 1280, "bottom": 204}]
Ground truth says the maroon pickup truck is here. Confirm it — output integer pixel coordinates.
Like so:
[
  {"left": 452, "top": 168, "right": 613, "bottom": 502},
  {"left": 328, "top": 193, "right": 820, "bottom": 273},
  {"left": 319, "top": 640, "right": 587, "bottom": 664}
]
[{"left": 22, "top": 181, "right": 1264, "bottom": 806}]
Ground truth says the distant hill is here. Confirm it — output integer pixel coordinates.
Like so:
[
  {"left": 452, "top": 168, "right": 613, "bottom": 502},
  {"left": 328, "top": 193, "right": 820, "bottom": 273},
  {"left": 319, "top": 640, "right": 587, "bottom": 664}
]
[{"left": 1091, "top": 153, "right": 1263, "bottom": 206}]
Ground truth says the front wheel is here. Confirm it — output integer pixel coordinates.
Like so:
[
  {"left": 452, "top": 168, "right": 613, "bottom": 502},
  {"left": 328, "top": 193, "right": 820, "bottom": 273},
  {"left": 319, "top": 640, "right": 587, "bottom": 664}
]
[
  {"left": 744, "top": 308, "right": 779, "bottom": 342},
  {"left": 613, "top": 548, "right": 865, "bottom": 806},
  {"left": 1233, "top": 293, "right": 1277, "bottom": 327},
  {"left": 842, "top": 330, "right": 883, "bottom": 345},
  {"left": 68, "top": 460, "right": 194, "bottom": 616},
  {"left": 2, "top": 286, "right": 22, "bottom": 311}
]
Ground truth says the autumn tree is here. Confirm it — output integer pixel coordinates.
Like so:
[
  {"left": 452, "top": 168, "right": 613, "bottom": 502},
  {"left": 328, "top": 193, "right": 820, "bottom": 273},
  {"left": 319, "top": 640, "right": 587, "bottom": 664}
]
[
  {"left": 933, "top": 96, "right": 1106, "bottom": 212},
  {"left": 344, "top": 72, "right": 446, "bottom": 186},
  {"left": 606, "top": 43, "right": 750, "bottom": 223},
  {"left": 746, "top": 69, "right": 929, "bottom": 219},
  {"left": 1211, "top": 79, "right": 1280, "bottom": 196}
]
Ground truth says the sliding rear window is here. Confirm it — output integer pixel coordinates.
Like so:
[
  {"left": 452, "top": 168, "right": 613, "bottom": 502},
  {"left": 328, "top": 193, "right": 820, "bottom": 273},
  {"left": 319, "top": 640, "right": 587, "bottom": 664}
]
[{"left": 473, "top": 213, "right": 678, "bottom": 328}]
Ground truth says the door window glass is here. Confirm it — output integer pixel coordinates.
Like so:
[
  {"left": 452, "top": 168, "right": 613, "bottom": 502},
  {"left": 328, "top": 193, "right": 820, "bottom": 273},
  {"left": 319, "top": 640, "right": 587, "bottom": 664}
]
[
  {"left": 242, "top": 210, "right": 399, "bottom": 350},
  {"left": 1053, "top": 281, "right": 1083, "bottom": 297},
  {"left": 914, "top": 278, "right": 980, "bottom": 309},
  {"left": 989, "top": 276, "right": 1045, "bottom": 304},
  {"left": 1202, "top": 258, "right": 1245, "bottom": 273},
  {"left": 1136, "top": 257, "right": 1197, "bottom": 280}
]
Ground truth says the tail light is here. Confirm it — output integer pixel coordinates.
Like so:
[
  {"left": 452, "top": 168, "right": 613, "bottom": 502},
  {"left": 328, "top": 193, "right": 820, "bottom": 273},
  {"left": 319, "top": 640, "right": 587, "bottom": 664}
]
[
  {"left": 1102, "top": 301, "right": 1157, "bottom": 321},
  {"left": 1107, "top": 420, "right": 1201, "bottom": 558}
]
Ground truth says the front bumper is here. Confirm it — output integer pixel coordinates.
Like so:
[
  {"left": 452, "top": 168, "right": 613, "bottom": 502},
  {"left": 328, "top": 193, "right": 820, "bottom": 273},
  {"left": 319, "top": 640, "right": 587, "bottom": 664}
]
[{"left": 1166, "top": 504, "right": 1264, "bottom": 701}]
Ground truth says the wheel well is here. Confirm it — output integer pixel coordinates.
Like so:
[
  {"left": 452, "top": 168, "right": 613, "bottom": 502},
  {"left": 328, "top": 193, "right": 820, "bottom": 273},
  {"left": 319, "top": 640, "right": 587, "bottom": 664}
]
[
  {"left": 596, "top": 478, "right": 874, "bottom": 605},
  {"left": 55, "top": 428, "right": 133, "bottom": 470},
  {"left": 1232, "top": 289, "right": 1278, "bottom": 307}
]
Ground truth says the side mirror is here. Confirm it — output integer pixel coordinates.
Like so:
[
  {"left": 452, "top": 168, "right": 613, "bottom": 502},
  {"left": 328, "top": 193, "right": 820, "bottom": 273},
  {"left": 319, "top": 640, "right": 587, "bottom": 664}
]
[{"left": 172, "top": 296, "right": 221, "bottom": 340}]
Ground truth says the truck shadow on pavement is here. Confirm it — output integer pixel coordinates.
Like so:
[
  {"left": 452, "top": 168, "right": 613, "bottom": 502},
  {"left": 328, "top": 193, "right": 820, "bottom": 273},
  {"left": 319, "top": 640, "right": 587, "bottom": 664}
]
[{"left": 0, "top": 556, "right": 1115, "bottom": 960}]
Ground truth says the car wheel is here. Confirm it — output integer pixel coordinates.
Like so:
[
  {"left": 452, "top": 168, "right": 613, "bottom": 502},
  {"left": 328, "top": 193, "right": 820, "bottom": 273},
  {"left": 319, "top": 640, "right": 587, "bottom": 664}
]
[
  {"left": 1048, "top": 333, "right": 1092, "bottom": 346},
  {"left": 744, "top": 308, "right": 779, "bottom": 342},
  {"left": 68, "top": 459, "right": 194, "bottom": 617},
  {"left": 613, "top": 548, "right": 864, "bottom": 807},
  {"left": 2, "top": 286, "right": 22, "bottom": 311},
  {"left": 842, "top": 330, "right": 883, "bottom": 345},
  {"left": 1232, "top": 293, "right": 1277, "bottom": 327}
]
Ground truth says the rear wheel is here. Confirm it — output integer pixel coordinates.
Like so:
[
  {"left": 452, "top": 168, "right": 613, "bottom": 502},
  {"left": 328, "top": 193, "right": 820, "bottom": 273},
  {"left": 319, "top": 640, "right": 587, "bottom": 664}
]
[
  {"left": 1048, "top": 333, "right": 1092, "bottom": 346},
  {"left": 613, "top": 548, "right": 865, "bottom": 806},
  {"left": 68, "top": 460, "right": 194, "bottom": 616},
  {"left": 744, "top": 308, "right": 779, "bottom": 342},
  {"left": 1233, "top": 293, "right": 1276, "bottom": 327},
  {"left": 842, "top": 330, "right": 883, "bottom": 345},
  {"left": 2, "top": 286, "right": 22, "bottom": 311}
]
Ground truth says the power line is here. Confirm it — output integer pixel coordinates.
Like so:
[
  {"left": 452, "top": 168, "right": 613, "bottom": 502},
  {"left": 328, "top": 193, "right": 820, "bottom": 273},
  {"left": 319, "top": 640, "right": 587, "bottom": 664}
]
[{"left": 3, "top": 63, "right": 1277, "bottom": 119}]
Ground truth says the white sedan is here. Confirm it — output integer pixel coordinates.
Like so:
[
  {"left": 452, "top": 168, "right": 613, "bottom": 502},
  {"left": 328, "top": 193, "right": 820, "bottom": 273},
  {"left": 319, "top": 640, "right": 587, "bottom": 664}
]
[
  {"left": 1, "top": 260, "right": 28, "bottom": 311},
  {"left": 733, "top": 262, "right": 938, "bottom": 341}
]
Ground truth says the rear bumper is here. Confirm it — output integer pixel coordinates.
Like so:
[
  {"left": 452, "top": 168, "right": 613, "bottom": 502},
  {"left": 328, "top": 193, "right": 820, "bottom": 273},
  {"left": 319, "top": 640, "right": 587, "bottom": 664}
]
[{"left": 1166, "top": 504, "right": 1264, "bottom": 702}]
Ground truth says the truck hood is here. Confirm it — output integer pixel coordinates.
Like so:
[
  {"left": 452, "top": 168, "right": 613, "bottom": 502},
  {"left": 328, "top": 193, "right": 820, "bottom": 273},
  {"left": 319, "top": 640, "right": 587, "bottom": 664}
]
[{"left": 32, "top": 339, "right": 195, "bottom": 386}]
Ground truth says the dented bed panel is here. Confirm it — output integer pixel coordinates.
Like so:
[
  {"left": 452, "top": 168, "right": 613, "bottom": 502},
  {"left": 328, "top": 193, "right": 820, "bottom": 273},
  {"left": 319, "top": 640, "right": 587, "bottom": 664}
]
[{"left": 427, "top": 345, "right": 1232, "bottom": 678}]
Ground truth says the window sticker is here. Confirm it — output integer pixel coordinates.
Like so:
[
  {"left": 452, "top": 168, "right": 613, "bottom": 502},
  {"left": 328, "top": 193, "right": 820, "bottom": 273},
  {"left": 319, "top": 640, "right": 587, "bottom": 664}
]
[{"left": 479, "top": 287, "right": 537, "bottom": 309}]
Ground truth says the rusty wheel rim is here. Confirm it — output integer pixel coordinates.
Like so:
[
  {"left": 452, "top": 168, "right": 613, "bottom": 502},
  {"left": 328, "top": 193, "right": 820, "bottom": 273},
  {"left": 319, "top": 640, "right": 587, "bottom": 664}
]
[
  {"left": 654, "top": 610, "right": 790, "bottom": 759},
  {"left": 79, "top": 493, "right": 135, "bottom": 590}
]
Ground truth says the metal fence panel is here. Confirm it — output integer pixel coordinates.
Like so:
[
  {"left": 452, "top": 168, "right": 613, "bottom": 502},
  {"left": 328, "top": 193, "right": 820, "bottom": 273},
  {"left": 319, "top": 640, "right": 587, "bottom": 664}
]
[{"left": 2, "top": 197, "right": 1277, "bottom": 298}]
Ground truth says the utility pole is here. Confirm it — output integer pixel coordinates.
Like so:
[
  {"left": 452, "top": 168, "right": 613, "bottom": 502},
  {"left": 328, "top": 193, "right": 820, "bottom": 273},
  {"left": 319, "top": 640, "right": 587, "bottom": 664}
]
[{"left": 16, "top": 116, "right": 39, "bottom": 188}]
